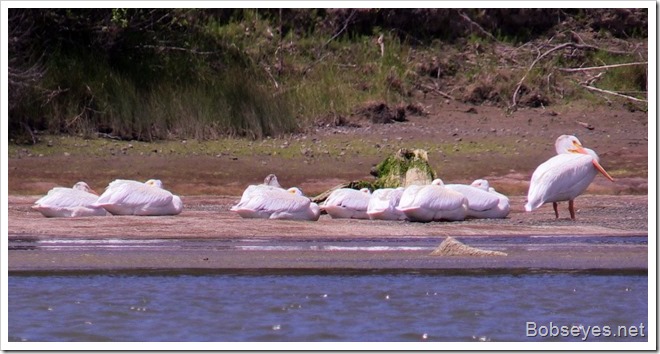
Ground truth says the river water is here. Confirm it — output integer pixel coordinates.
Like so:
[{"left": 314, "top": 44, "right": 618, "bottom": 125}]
[{"left": 8, "top": 271, "right": 647, "bottom": 342}]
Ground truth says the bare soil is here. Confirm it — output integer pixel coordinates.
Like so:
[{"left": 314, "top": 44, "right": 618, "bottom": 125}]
[{"left": 8, "top": 100, "right": 649, "bottom": 198}]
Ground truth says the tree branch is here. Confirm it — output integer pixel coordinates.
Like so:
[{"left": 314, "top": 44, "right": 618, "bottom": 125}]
[
  {"left": 510, "top": 42, "right": 634, "bottom": 110},
  {"left": 135, "top": 44, "right": 217, "bottom": 55},
  {"left": 324, "top": 9, "right": 357, "bottom": 47},
  {"left": 457, "top": 10, "right": 497, "bottom": 42},
  {"left": 581, "top": 85, "right": 647, "bottom": 103},
  {"left": 558, "top": 61, "right": 647, "bottom": 72}
]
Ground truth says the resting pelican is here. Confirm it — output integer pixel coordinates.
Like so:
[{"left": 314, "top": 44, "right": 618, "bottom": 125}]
[
  {"left": 231, "top": 187, "right": 320, "bottom": 221},
  {"left": 321, "top": 188, "right": 372, "bottom": 219},
  {"left": 236, "top": 175, "right": 285, "bottom": 206},
  {"left": 263, "top": 174, "right": 282, "bottom": 188},
  {"left": 367, "top": 187, "right": 407, "bottom": 220},
  {"left": 525, "top": 135, "right": 614, "bottom": 219},
  {"left": 32, "top": 182, "right": 108, "bottom": 217},
  {"left": 93, "top": 179, "right": 183, "bottom": 216},
  {"left": 448, "top": 179, "right": 511, "bottom": 219},
  {"left": 397, "top": 179, "right": 468, "bottom": 222}
]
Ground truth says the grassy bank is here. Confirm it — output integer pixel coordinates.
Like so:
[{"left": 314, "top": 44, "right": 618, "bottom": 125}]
[{"left": 9, "top": 9, "right": 648, "bottom": 144}]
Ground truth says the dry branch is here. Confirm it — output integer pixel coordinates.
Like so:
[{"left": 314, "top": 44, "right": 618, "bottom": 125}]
[
  {"left": 558, "top": 61, "right": 648, "bottom": 72},
  {"left": 457, "top": 11, "right": 497, "bottom": 42},
  {"left": 421, "top": 84, "right": 455, "bottom": 100},
  {"left": 581, "top": 85, "right": 647, "bottom": 103},
  {"left": 510, "top": 42, "right": 639, "bottom": 110}
]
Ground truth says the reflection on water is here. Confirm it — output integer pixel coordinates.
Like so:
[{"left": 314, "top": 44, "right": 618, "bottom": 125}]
[{"left": 8, "top": 273, "right": 647, "bottom": 342}]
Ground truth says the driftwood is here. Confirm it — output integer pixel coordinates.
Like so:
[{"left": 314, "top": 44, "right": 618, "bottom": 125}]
[
  {"left": 430, "top": 237, "right": 507, "bottom": 257},
  {"left": 557, "top": 61, "right": 647, "bottom": 72}
]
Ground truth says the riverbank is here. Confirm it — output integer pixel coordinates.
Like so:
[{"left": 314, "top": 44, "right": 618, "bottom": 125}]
[{"left": 8, "top": 195, "right": 648, "bottom": 272}]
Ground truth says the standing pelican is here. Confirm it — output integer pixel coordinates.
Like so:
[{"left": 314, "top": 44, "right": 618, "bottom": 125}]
[
  {"left": 397, "top": 179, "right": 468, "bottom": 222},
  {"left": 525, "top": 135, "right": 614, "bottom": 219},
  {"left": 94, "top": 179, "right": 183, "bottom": 216},
  {"left": 367, "top": 187, "right": 407, "bottom": 221},
  {"left": 231, "top": 187, "right": 320, "bottom": 221},
  {"left": 321, "top": 188, "right": 372, "bottom": 219},
  {"left": 32, "top": 182, "right": 107, "bottom": 217}
]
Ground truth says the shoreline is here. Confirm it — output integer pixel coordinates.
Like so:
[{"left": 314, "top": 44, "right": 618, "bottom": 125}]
[{"left": 8, "top": 194, "right": 648, "bottom": 273}]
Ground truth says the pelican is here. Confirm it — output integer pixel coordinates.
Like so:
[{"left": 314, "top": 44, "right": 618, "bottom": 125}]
[
  {"left": 367, "top": 187, "right": 407, "bottom": 220},
  {"left": 525, "top": 135, "right": 614, "bottom": 219},
  {"left": 446, "top": 179, "right": 510, "bottom": 219},
  {"left": 231, "top": 187, "right": 320, "bottom": 221},
  {"left": 235, "top": 175, "right": 285, "bottom": 206},
  {"left": 321, "top": 188, "right": 372, "bottom": 219},
  {"left": 397, "top": 179, "right": 468, "bottom": 222},
  {"left": 263, "top": 174, "right": 282, "bottom": 188},
  {"left": 93, "top": 179, "right": 183, "bottom": 216},
  {"left": 32, "top": 182, "right": 108, "bottom": 217}
]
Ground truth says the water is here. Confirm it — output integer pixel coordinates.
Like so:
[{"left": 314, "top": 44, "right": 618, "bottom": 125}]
[{"left": 8, "top": 272, "right": 647, "bottom": 342}]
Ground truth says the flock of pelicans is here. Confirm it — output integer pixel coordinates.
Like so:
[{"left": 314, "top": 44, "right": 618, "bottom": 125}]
[{"left": 31, "top": 134, "right": 614, "bottom": 222}]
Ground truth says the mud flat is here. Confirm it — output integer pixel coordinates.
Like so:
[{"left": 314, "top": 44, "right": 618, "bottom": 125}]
[{"left": 8, "top": 195, "right": 648, "bottom": 273}]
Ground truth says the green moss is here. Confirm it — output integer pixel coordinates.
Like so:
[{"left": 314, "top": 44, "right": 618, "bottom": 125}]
[{"left": 372, "top": 148, "right": 436, "bottom": 188}]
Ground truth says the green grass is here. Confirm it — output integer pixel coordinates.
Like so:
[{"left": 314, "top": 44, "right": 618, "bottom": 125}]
[
  {"left": 8, "top": 9, "right": 647, "bottom": 144},
  {"left": 11, "top": 15, "right": 419, "bottom": 143}
]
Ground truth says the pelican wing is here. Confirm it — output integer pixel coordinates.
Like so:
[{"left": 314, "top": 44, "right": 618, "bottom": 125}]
[
  {"left": 416, "top": 186, "right": 466, "bottom": 210},
  {"left": 96, "top": 182, "right": 174, "bottom": 208},
  {"left": 35, "top": 188, "right": 98, "bottom": 208},
  {"left": 446, "top": 185, "right": 499, "bottom": 211},
  {"left": 239, "top": 188, "right": 311, "bottom": 214},
  {"left": 324, "top": 189, "right": 370, "bottom": 211},
  {"left": 397, "top": 185, "right": 425, "bottom": 209},
  {"left": 236, "top": 184, "right": 282, "bottom": 206},
  {"left": 368, "top": 188, "right": 403, "bottom": 212}
]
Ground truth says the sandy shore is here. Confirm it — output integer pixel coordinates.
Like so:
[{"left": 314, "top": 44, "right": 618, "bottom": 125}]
[{"left": 8, "top": 194, "right": 648, "bottom": 273}]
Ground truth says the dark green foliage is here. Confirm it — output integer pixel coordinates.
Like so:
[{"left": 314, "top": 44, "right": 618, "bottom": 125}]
[{"left": 8, "top": 9, "right": 648, "bottom": 143}]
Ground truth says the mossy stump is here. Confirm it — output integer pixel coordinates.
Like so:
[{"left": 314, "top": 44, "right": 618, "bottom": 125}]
[
  {"left": 372, "top": 148, "right": 436, "bottom": 188},
  {"left": 311, "top": 148, "right": 436, "bottom": 204}
]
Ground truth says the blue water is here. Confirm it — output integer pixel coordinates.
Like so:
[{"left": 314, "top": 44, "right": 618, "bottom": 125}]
[{"left": 8, "top": 273, "right": 647, "bottom": 342}]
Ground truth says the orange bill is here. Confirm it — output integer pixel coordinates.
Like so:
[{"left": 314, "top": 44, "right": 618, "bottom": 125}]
[{"left": 592, "top": 160, "right": 614, "bottom": 182}]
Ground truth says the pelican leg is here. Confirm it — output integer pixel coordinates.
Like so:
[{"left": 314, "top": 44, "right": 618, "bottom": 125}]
[
  {"left": 569, "top": 200, "right": 576, "bottom": 220},
  {"left": 552, "top": 202, "right": 559, "bottom": 218}
]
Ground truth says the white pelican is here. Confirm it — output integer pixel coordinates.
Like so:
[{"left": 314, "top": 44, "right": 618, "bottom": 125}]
[
  {"left": 263, "top": 174, "right": 282, "bottom": 188},
  {"left": 525, "top": 135, "right": 614, "bottom": 219},
  {"left": 32, "top": 182, "right": 108, "bottom": 217},
  {"left": 94, "top": 179, "right": 183, "bottom": 216},
  {"left": 231, "top": 187, "right": 320, "bottom": 221},
  {"left": 367, "top": 187, "right": 407, "bottom": 220},
  {"left": 235, "top": 175, "right": 285, "bottom": 207},
  {"left": 397, "top": 179, "right": 468, "bottom": 222},
  {"left": 446, "top": 179, "right": 511, "bottom": 219},
  {"left": 321, "top": 188, "right": 372, "bottom": 219}
]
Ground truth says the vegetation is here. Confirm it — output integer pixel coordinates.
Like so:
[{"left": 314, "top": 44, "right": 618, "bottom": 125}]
[
  {"left": 8, "top": 8, "right": 648, "bottom": 144},
  {"left": 372, "top": 149, "right": 436, "bottom": 189}
]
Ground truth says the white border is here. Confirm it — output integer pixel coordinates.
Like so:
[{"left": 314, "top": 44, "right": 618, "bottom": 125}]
[{"left": 2, "top": 1, "right": 655, "bottom": 351}]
